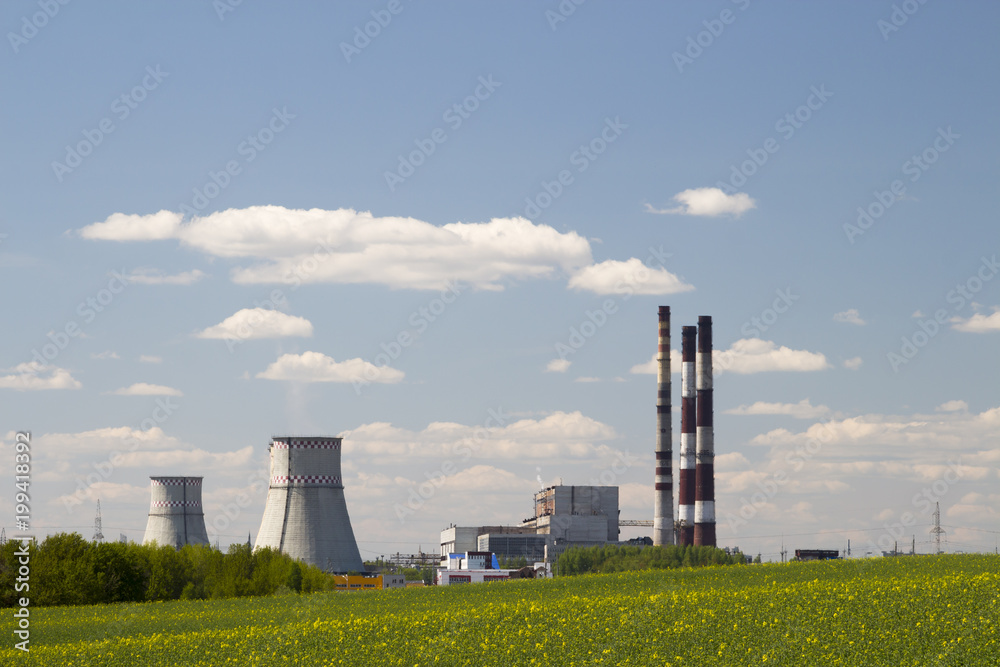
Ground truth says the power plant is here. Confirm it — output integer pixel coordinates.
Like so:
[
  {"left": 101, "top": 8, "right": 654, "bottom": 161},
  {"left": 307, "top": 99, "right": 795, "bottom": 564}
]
[
  {"left": 653, "top": 306, "right": 673, "bottom": 546},
  {"left": 653, "top": 310, "right": 717, "bottom": 548},
  {"left": 254, "top": 436, "right": 365, "bottom": 573},
  {"left": 142, "top": 476, "right": 210, "bottom": 547},
  {"left": 677, "top": 325, "right": 697, "bottom": 546}
]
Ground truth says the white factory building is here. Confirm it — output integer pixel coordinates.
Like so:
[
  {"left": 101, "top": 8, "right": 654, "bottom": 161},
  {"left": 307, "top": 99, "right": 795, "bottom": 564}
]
[{"left": 441, "top": 485, "right": 620, "bottom": 564}]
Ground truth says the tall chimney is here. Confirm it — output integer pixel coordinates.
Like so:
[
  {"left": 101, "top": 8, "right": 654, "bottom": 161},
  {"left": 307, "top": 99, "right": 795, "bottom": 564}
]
[
  {"left": 694, "top": 316, "right": 716, "bottom": 547},
  {"left": 678, "top": 325, "right": 697, "bottom": 546},
  {"left": 653, "top": 306, "right": 674, "bottom": 546}
]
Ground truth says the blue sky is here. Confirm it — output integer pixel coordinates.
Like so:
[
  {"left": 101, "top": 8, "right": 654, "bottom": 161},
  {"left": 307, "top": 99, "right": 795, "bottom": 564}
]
[{"left": 2, "top": 1, "right": 998, "bottom": 560}]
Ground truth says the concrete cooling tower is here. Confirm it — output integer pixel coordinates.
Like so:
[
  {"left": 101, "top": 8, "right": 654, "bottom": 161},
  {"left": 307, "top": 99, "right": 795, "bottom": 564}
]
[
  {"left": 254, "top": 436, "right": 364, "bottom": 573},
  {"left": 142, "top": 477, "right": 210, "bottom": 547}
]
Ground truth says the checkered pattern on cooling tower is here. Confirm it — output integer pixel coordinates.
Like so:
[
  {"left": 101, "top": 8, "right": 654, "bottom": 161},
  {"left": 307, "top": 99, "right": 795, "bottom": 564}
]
[
  {"left": 271, "top": 438, "right": 342, "bottom": 449},
  {"left": 150, "top": 478, "right": 202, "bottom": 485},
  {"left": 270, "top": 475, "right": 342, "bottom": 485},
  {"left": 150, "top": 500, "right": 202, "bottom": 508}
]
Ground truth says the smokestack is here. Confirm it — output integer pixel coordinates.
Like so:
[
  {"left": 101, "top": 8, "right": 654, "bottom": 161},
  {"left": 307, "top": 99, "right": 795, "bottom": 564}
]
[
  {"left": 653, "top": 306, "right": 674, "bottom": 546},
  {"left": 678, "top": 325, "right": 697, "bottom": 546},
  {"left": 694, "top": 316, "right": 716, "bottom": 547},
  {"left": 142, "top": 477, "right": 209, "bottom": 548},
  {"left": 255, "top": 436, "right": 364, "bottom": 573}
]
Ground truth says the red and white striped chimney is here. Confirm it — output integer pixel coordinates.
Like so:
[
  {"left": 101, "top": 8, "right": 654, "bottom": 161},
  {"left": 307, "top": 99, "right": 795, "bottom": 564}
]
[
  {"left": 653, "top": 306, "right": 674, "bottom": 546},
  {"left": 678, "top": 325, "right": 697, "bottom": 546},
  {"left": 694, "top": 316, "right": 716, "bottom": 547}
]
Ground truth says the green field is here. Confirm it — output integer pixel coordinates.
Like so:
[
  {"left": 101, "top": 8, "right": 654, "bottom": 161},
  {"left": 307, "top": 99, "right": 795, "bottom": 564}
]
[{"left": 2, "top": 555, "right": 997, "bottom": 666}]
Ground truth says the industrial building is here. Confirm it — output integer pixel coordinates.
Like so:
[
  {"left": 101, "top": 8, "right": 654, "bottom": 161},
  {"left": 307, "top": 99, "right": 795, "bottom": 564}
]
[
  {"left": 334, "top": 574, "right": 405, "bottom": 591},
  {"left": 436, "top": 551, "right": 522, "bottom": 585},
  {"left": 254, "top": 436, "right": 365, "bottom": 573},
  {"left": 442, "top": 485, "right": 619, "bottom": 564},
  {"left": 142, "top": 476, "right": 209, "bottom": 547}
]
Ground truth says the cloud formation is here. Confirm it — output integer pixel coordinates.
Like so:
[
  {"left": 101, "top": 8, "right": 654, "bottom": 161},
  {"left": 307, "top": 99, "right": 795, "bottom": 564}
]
[
  {"left": 725, "top": 399, "right": 831, "bottom": 419},
  {"left": 197, "top": 308, "right": 313, "bottom": 340},
  {"left": 256, "top": 351, "right": 403, "bottom": 384},
  {"left": 0, "top": 362, "right": 81, "bottom": 391},
  {"left": 126, "top": 268, "right": 207, "bottom": 285},
  {"left": 631, "top": 340, "right": 829, "bottom": 375},
  {"left": 546, "top": 359, "right": 571, "bottom": 373},
  {"left": 645, "top": 187, "right": 756, "bottom": 217},
  {"left": 833, "top": 309, "right": 866, "bottom": 326},
  {"left": 951, "top": 309, "right": 1000, "bottom": 333},
  {"left": 567, "top": 258, "right": 694, "bottom": 296},
  {"left": 110, "top": 383, "right": 183, "bottom": 397}
]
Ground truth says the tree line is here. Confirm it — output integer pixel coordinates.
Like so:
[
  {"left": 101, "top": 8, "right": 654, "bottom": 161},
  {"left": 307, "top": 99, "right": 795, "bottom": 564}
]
[
  {"left": 555, "top": 544, "right": 747, "bottom": 576},
  {"left": 0, "top": 533, "right": 335, "bottom": 607}
]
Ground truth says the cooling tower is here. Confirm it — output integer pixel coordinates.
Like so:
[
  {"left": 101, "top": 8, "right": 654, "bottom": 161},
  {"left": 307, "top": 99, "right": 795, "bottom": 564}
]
[
  {"left": 653, "top": 306, "right": 674, "bottom": 546},
  {"left": 254, "top": 436, "right": 364, "bottom": 573},
  {"left": 677, "top": 325, "right": 697, "bottom": 546},
  {"left": 142, "top": 477, "right": 210, "bottom": 547},
  {"left": 694, "top": 316, "right": 717, "bottom": 547}
]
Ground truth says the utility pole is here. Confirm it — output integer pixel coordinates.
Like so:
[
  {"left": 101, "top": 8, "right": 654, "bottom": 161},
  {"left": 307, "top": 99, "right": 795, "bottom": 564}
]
[
  {"left": 930, "top": 502, "right": 946, "bottom": 555},
  {"left": 93, "top": 500, "right": 105, "bottom": 543},
  {"left": 780, "top": 536, "right": 787, "bottom": 564}
]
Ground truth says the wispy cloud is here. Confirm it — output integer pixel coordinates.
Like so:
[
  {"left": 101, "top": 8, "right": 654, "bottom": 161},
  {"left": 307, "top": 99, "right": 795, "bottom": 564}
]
[
  {"left": 126, "top": 268, "right": 206, "bottom": 285},
  {"left": 91, "top": 350, "right": 120, "bottom": 360},
  {"left": 833, "top": 308, "right": 865, "bottom": 326},
  {"left": 843, "top": 356, "right": 863, "bottom": 370},
  {"left": 110, "top": 382, "right": 183, "bottom": 397},
  {"left": 725, "top": 399, "right": 830, "bottom": 419}
]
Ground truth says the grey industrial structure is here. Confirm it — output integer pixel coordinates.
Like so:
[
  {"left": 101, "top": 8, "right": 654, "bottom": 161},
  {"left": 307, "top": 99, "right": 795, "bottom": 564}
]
[
  {"left": 142, "top": 476, "right": 210, "bottom": 547},
  {"left": 441, "top": 485, "right": 619, "bottom": 563},
  {"left": 254, "top": 436, "right": 364, "bottom": 573}
]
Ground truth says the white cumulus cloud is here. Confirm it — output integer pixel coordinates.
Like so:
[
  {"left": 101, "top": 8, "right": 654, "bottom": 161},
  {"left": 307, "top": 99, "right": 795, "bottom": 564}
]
[
  {"left": 936, "top": 400, "right": 969, "bottom": 413},
  {"left": 197, "top": 308, "right": 314, "bottom": 340},
  {"left": 645, "top": 187, "right": 756, "bottom": 218},
  {"left": 110, "top": 383, "right": 183, "bottom": 397},
  {"left": 0, "top": 362, "right": 81, "bottom": 391},
  {"left": 78, "top": 209, "right": 182, "bottom": 240},
  {"left": 567, "top": 258, "right": 694, "bottom": 295},
  {"left": 546, "top": 359, "right": 571, "bottom": 373},
  {"left": 951, "top": 309, "right": 1000, "bottom": 333},
  {"left": 256, "top": 351, "right": 403, "bottom": 384},
  {"left": 716, "top": 338, "right": 830, "bottom": 374}
]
